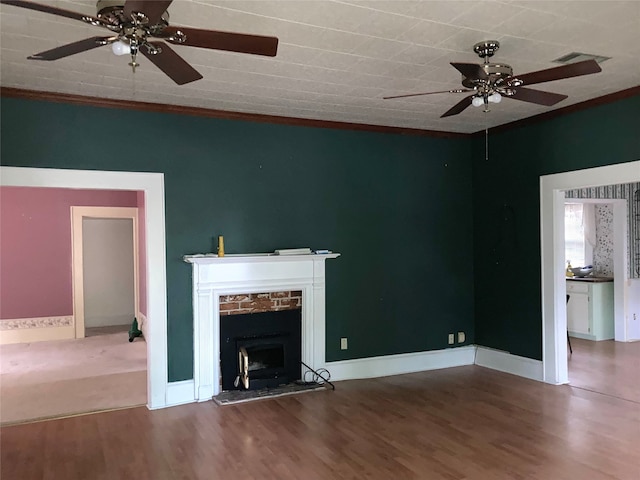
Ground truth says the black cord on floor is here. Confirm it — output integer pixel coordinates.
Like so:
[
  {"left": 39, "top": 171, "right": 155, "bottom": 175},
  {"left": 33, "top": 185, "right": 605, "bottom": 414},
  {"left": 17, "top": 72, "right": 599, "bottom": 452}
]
[{"left": 301, "top": 361, "right": 335, "bottom": 390}]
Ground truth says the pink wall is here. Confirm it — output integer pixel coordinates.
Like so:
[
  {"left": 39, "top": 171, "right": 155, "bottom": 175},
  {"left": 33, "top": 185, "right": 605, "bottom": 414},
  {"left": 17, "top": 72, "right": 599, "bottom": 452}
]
[
  {"left": 136, "top": 191, "right": 147, "bottom": 317},
  {"left": 0, "top": 187, "right": 139, "bottom": 319}
]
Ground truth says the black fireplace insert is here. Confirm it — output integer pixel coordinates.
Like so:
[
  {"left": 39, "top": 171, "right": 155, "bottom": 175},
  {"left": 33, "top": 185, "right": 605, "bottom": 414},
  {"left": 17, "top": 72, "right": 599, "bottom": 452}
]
[{"left": 220, "top": 309, "right": 301, "bottom": 391}]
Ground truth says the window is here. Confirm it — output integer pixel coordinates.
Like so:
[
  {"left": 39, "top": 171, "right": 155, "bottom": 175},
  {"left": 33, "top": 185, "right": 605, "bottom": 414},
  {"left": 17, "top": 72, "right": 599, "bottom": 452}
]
[{"left": 565, "top": 203, "right": 594, "bottom": 268}]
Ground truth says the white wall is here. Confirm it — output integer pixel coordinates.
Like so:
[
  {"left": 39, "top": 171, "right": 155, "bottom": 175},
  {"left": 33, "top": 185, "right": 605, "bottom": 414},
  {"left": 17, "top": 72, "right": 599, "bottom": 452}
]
[{"left": 83, "top": 218, "right": 135, "bottom": 328}]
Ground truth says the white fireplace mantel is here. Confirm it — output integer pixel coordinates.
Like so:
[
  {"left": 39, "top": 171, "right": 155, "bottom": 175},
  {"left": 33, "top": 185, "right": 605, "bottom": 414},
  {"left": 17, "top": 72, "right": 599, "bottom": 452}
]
[{"left": 184, "top": 253, "right": 340, "bottom": 400}]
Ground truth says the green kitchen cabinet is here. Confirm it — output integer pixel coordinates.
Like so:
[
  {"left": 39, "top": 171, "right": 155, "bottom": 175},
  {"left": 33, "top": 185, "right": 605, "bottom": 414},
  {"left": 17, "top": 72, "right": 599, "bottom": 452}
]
[{"left": 567, "top": 280, "right": 614, "bottom": 341}]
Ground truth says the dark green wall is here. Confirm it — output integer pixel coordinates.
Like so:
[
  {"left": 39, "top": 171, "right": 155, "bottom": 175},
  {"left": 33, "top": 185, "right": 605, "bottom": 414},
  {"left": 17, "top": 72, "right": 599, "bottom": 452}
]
[
  {"left": 0, "top": 98, "right": 474, "bottom": 381},
  {"left": 472, "top": 95, "right": 640, "bottom": 360}
]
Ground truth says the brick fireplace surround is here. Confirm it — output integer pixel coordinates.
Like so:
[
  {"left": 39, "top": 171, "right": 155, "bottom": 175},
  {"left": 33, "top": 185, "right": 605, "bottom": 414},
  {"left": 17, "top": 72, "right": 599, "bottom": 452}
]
[
  {"left": 219, "top": 291, "right": 302, "bottom": 316},
  {"left": 184, "top": 253, "right": 340, "bottom": 400}
]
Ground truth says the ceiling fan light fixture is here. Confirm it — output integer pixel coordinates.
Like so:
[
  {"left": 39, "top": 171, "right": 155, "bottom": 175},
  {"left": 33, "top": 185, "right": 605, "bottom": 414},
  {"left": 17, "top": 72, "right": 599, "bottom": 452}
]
[
  {"left": 488, "top": 92, "right": 502, "bottom": 103},
  {"left": 1, "top": 0, "right": 279, "bottom": 85},
  {"left": 111, "top": 39, "right": 131, "bottom": 56},
  {"left": 384, "top": 38, "right": 603, "bottom": 117}
]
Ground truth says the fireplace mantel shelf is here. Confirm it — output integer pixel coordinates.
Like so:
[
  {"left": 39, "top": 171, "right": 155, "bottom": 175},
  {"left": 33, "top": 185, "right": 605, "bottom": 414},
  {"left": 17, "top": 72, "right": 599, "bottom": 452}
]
[{"left": 184, "top": 253, "right": 340, "bottom": 264}]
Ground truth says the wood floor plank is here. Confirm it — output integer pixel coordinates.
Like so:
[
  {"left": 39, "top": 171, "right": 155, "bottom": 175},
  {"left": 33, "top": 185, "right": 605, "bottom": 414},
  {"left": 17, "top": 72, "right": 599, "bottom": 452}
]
[
  {"left": 568, "top": 338, "right": 640, "bottom": 403},
  {"left": 1, "top": 362, "right": 639, "bottom": 479}
]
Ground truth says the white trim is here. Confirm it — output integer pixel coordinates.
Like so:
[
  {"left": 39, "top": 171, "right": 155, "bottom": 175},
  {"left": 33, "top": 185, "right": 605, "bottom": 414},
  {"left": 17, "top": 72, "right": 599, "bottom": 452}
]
[
  {"left": 162, "top": 347, "right": 475, "bottom": 406},
  {"left": 163, "top": 380, "right": 196, "bottom": 408},
  {"left": 475, "top": 346, "right": 544, "bottom": 382},
  {"left": 71, "top": 206, "right": 139, "bottom": 338},
  {"left": 0, "top": 166, "right": 168, "bottom": 409},
  {"left": 0, "top": 326, "right": 75, "bottom": 345},
  {"left": 325, "top": 346, "right": 476, "bottom": 382},
  {"left": 540, "top": 161, "right": 640, "bottom": 385}
]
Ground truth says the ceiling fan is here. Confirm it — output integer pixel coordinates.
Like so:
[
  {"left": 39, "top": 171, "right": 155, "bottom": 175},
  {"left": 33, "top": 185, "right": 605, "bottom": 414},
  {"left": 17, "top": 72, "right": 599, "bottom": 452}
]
[
  {"left": 383, "top": 40, "right": 602, "bottom": 118},
  {"left": 0, "top": 0, "right": 279, "bottom": 85}
]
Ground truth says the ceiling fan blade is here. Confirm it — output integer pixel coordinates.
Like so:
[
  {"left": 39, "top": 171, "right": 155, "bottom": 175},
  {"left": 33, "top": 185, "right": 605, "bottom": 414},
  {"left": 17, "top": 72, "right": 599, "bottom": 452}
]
[
  {"left": 509, "top": 60, "right": 602, "bottom": 86},
  {"left": 508, "top": 87, "right": 568, "bottom": 106},
  {"left": 123, "top": 0, "right": 173, "bottom": 26},
  {"left": 28, "top": 36, "right": 112, "bottom": 61},
  {"left": 0, "top": 0, "right": 104, "bottom": 25},
  {"left": 383, "top": 89, "right": 471, "bottom": 100},
  {"left": 141, "top": 41, "right": 203, "bottom": 85},
  {"left": 161, "top": 26, "right": 278, "bottom": 57},
  {"left": 451, "top": 62, "right": 487, "bottom": 80},
  {"left": 441, "top": 95, "right": 475, "bottom": 118}
]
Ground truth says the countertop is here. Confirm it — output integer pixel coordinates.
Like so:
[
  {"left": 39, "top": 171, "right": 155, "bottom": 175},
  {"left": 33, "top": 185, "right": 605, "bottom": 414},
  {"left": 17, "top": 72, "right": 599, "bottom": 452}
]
[{"left": 566, "top": 276, "right": 613, "bottom": 282}]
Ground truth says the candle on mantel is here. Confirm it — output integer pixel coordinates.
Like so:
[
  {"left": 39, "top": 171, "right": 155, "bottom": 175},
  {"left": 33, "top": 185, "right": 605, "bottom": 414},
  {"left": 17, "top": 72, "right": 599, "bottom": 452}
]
[{"left": 218, "top": 235, "right": 225, "bottom": 257}]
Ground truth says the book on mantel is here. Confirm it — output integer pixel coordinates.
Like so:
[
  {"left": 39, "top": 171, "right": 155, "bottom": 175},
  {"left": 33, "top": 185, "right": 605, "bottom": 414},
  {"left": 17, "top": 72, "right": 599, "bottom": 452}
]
[{"left": 274, "top": 248, "right": 313, "bottom": 255}]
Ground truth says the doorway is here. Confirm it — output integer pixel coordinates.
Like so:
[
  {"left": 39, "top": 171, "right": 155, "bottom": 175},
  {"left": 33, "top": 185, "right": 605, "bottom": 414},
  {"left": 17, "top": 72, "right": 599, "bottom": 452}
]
[
  {"left": 561, "top": 196, "right": 638, "bottom": 400},
  {"left": 540, "top": 160, "right": 640, "bottom": 385},
  {"left": 562, "top": 198, "right": 626, "bottom": 340},
  {"left": 0, "top": 166, "right": 168, "bottom": 409},
  {"left": 72, "top": 207, "right": 139, "bottom": 339}
]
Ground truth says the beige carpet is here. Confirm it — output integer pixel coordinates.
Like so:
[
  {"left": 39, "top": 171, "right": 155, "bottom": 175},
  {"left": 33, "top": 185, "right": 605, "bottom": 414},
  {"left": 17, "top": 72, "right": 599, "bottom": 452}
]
[{"left": 0, "top": 328, "right": 146, "bottom": 424}]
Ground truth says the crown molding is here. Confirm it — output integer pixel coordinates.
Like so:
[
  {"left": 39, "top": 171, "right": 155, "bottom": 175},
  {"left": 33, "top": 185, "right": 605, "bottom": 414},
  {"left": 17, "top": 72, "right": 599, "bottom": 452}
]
[
  {"left": 2, "top": 86, "right": 637, "bottom": 139},
  {"left": 0, "top": 87, "right": 466, "bottom": 139},
  {"left": 473, "top": 85, "right": 640, "bottom": 137}
]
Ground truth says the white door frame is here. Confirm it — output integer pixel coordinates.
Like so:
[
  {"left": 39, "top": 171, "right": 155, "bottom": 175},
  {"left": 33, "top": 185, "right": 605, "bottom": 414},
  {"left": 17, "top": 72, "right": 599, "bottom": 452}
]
[
  {"left": 540, "top": 160, "right": 640, "bottom": 385},
  {"left": 0, "top": 167, "right": 168, "bottom": 409},
  {"left": 71, "top": 207, "right": 139, "bottom": 339}
]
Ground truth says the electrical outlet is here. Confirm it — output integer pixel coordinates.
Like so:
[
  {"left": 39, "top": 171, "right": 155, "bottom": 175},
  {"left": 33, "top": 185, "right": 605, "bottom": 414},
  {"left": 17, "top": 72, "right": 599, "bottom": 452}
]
[
  {"left": 458, "top": 331, "right": 465, "bottom": 343},
  {"left": 448, "top": 333, "right": 455, "bottom": 345},
  {"left": 340, "top": 337, "right": 348, "bottom": 350}
]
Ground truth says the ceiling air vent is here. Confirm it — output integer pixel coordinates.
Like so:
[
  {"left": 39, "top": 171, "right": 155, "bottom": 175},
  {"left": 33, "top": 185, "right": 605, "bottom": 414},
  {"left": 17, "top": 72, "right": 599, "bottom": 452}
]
[{"left": 553, "top": 52, "right": 611, "bottom": 64}]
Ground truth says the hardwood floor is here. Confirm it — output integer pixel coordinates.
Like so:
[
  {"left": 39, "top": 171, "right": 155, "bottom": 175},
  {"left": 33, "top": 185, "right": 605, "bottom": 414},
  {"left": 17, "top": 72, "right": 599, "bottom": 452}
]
[
  {"left": 2, "top": 364, "right": 639, "bottom": 480},
  {"left": 568, "top": 338, "right": 640, "bottom": 403}
]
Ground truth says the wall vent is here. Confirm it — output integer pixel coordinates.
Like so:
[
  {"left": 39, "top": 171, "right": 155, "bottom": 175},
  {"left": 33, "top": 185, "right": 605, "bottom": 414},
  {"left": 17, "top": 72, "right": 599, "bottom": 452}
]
[{"left": 553, "top": 52, "right": 611, "bottom": 64}]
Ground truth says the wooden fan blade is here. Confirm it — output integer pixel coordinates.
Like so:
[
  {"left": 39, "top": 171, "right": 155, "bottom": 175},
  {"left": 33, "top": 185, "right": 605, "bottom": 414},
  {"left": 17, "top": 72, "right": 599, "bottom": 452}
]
[
  {"left": 0, "top": 0, "right": 104, "bottom": 25},
  {"left": 161, "top": 26, "right": 278, "bottom": 57},
  {"left": 141, "top": 42, "right": 203, "bottom": 85},
  {"left": 509, "top": 60, "right": 602, "bottom": 86},
  {"left": 123, "top": 0, "right": 173, "bottom": 26},
  {"left": 451, "top": 62, "right": 487, "bottom": 80},
  {"left": 508, "top": 87, "right": 568, "bottom": 106},
  {"left": 28, "top": 36, "right": 111, "bottom": 61},
  {"left": 441, "top": 95, "right": 475, "bottom": 118},
  {"left": 383, "top": 89, "right": 470, "bottom": 100}
]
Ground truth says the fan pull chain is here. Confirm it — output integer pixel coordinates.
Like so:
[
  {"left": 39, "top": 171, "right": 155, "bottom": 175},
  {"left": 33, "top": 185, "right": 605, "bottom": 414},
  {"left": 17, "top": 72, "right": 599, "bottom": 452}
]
[{"left": 485, "top": 127, "right": 489, "bottom": 161}]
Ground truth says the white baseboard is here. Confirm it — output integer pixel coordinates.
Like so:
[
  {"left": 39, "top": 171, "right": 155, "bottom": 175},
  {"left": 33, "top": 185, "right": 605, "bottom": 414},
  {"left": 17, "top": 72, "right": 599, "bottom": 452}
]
[
  {"left": 164, "top": 380, "right": 195, "bottom": 408},
  {"left": 159, "top": 347, "right": 476, "bottom": 409},
  {"left": 0, "top": 316, "right": 75, "bottom": 345},
  {"left": 324, "top": 346, "right": 476, "bottom": 382},
  {"left": 474, "top": 346, "right": 543, "bottom": 382},
  {"left": 158, "top": 346, "right": 542, "bottom": 411}
]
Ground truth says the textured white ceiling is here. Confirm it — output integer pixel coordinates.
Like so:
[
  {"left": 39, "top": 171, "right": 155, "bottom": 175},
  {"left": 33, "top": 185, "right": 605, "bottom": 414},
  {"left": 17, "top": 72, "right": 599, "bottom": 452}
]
[{"left": 1, "top": 0, "right": 639, "bottom": 133}]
